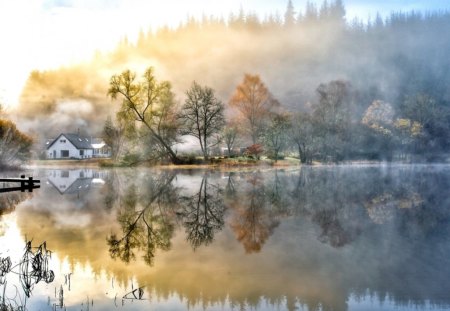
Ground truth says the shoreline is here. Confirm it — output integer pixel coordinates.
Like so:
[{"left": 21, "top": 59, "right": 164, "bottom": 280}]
[{"left": 22, "top": 158, "right": 450, "bottom": 171}]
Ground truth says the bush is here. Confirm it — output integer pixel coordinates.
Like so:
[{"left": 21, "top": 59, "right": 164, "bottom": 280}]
[
  {"left": 0, "top": 119, "right": 33, "bottom": 167},
  {"left": 119, "top": 152, "right": 141, "bottom": 166},
  {"left": 244, "top": 144, "right": 264, "bottom": 159}
]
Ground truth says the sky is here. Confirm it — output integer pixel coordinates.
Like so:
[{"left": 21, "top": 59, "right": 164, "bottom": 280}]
[{"left": 1, "top": 0, "right": 450, "bottom": 108}]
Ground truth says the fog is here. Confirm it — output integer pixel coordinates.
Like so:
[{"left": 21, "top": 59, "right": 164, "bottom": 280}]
[{"left": 12, "top": 1, "right": 450, "bottom": 144}]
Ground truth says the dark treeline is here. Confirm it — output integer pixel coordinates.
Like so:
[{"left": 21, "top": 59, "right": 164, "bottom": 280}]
[{"left": 16, "top": 0, "right": 450, "bottom": 162}]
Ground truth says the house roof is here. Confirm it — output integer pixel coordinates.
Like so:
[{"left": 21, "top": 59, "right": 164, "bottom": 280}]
[{"left": 47, "top": 133, "right": 94, "bottom": 150}]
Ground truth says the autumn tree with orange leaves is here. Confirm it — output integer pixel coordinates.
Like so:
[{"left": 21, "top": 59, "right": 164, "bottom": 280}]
[{"left": 229, "top": 74, "right": 280, "bottom": 144}]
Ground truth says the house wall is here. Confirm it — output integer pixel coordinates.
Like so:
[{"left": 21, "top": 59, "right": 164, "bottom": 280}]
[
  {"left": 93, "top": 147, "right": 111, "bottom": 158},
  {"left": 47, "top": 135, "right": 93, "bottom": 159}
]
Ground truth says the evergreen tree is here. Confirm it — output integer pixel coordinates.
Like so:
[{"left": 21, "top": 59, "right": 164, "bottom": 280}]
[{"left": 284, "top": 0, "right": 296, "bottom": 27}]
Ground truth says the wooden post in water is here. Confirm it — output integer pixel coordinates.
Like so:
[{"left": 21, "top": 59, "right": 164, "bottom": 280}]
[
  {"left": 20, "top": 175, "right": 25, "bottom": 192},
  {"left": 28, "top": 177, "right": 33, "bottom": 192}
]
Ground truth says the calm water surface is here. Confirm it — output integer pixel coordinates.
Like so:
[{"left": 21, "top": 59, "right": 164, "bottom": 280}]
[{"left": 0, "top": 165, "right": 449, "bottom": 311}]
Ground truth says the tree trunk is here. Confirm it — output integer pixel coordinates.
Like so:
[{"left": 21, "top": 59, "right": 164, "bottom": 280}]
[
  {"left": 298, "top": 144, "right": 307, "bottom": 164},
  {"left": 203, "top": 137, "right": 209, "bottom": 161},
  {"left": 144, "top": 121, "right": 180, "bottom": 164}
]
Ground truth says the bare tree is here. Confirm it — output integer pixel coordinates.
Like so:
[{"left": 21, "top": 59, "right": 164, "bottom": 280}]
[
  {"left": 178, "top": 175, "right": 225, "bottom": 250},
  {"left": 229, "top": 74, "right": 279, "bottom": 144},
  {"left": 108, "top": 67, "right": 181, "bottom": 164},
  {"left": 222, "top": 121, "right": 240, "bottom": 156},
  {"left": 180, "top": 82, "right": 225, "bottom": 160}
]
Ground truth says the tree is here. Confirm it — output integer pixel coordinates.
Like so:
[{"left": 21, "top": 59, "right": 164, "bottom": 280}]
[
  {"left": 108, "top": 67, "right": 181, "bottom": 164},
  {"left": 102, "top": 116, "right": 127, "bottom": 161},
  {"left": 0, "top": 119, "right": 33, "bottom": 168},
  {"left": 362, "top": 100, "right": 395, "bottom": 130},
  {"left": 319, "top": 0, "right": 329, "bottom": 19},
  {"left": 222, "top": 121, "right": 240, "bottom": 156},
  {"left": 393, "top": 118, "right": 423, "bottom": 158},
  {"left": 361, "top": 100, "right": 396, "bottom": 160},
  {"left": 244, "top": 144, "right": 264, "bottom": 159},
  {"left": 313, "top": 80, "right": 353, "bottom": 161},
  {"left": 229, "top": 74, "right": 279, "bottom": 144},
  {"left": 304, "top": 1, "right": 318, "bottom": 22},
  {"left": 329, "top": 0, "right": 346, "bottom": 23},
  {"left": 290, "top": 112, "right": 315, "bottom": 164},
  {"left": 180, "top": 82, "right": 225, "bottom": 160},
  {"left": 284, "top": 0, "right": 296, "bottom": 27},
  {"left": 264, "top": 113, "right": 291, "bottom": 162},
  {"left": 402, "top": 93, "right": 438, "bottom": 127}
]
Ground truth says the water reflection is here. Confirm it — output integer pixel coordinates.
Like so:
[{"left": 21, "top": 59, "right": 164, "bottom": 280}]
[
  {"left": 3, "top": 166, "right": 450, "bottom": 310},
  {"left": 228, "top": 172, "right": 280, "bottom": 253},
  {"left": 46, "top": 169, "right": 106, "bottom": 195},
  {"left": 107, "top": 172, "right": 176, "bottom": 265},
  {"left": 178, "top": 174, "right": 225, "bottom": 250}
]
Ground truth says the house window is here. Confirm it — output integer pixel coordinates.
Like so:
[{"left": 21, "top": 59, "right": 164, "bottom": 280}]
[
  {"left": 61, "top": 150, "right": 69, "bottom": 158},
  {"left": 80, "top": 150, "right": 84, "bottom": 156},
  {"left": 60, "top": 139, "right": 66, "bottom": 143},
  {"left": 61, "top": 171, "right": 69, "bottom": 178}
]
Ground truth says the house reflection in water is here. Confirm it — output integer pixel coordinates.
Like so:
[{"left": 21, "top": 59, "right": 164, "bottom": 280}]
[{"left": 46, "top": 169, "right": 106, "bottom": 195}]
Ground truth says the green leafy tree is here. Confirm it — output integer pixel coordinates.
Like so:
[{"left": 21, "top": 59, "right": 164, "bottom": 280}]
[
  {"left": 107, "top": 173, "right": 177, "bottom": 265},
  {"left": 180, "top": 82, "right": 225, "bottom": 160},
  {"left": 108, "top": 67, "right": 181, "bottom": 164}
]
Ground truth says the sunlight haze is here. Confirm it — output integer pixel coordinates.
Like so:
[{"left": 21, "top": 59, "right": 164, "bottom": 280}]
[{"left": 1, "top": 0, "right": 450, "bottom": 107}]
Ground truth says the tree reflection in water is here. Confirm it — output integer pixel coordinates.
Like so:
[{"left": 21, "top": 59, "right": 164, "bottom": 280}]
[
  {"left": 178, "top": 174, "right": 225, "bottom": 250},
  {"left": 105, "top": 166, "right": 450, "bottom": 262},
  {"left": 229, "top": 172, "right": 280, "bottom": 253},
  {"left": 7, "top": 166, "right": 450, "bottom": 310},
  {"left": 107, "top": 172, "right": 177, "bottom": 265}
]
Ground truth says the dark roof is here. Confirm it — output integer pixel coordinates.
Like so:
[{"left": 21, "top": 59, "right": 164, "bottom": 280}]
[
  {"left": 47, "top": 133, "right": 93, "bottom": 150},
  {"left": 64, "top": 133, "right": 93, "bottom": 149},
  {"left": 64, "top": 178, "right": 92, "bottom": 194}
]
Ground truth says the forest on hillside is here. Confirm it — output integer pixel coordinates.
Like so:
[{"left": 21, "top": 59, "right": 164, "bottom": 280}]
[{"left": 14, "top": 0, "right": 450, "bottom": 163}]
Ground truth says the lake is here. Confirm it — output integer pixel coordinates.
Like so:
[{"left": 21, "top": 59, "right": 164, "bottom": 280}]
[{"left": 0, "top": 164, "right": 449, "bottom": 311}]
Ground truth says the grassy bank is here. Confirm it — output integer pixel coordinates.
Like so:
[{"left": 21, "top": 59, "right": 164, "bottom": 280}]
[
  {"left": 29, "top": 158, "right": 107, "bottom": 168},
  {"left": 28, "top": 157, "right": 302, "bottom": 169}
]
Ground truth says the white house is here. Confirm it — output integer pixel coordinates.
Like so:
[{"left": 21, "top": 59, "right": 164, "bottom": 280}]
[{"left": 46, "top": 133, "right": 111, "bottom": 159}]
